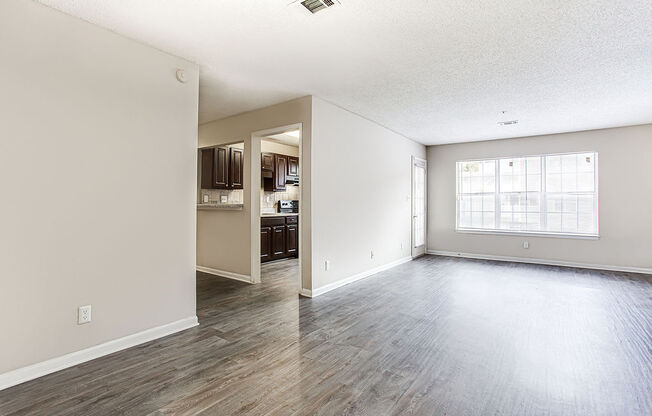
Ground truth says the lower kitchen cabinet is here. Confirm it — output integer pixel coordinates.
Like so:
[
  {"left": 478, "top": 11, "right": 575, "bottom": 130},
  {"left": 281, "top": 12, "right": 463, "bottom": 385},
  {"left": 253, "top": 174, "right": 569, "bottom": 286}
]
[
  {"left": 261, "top": 216, "right": 298, "bottom": 263},
  {"left": 271, "top": 226, "right": 286, "bottom": 259},
  {"left": 286, "top": 225, "right": 298, "bottom": 255},
  {"left": 260, "top": 226, "right": 272, "bottom": 262}
]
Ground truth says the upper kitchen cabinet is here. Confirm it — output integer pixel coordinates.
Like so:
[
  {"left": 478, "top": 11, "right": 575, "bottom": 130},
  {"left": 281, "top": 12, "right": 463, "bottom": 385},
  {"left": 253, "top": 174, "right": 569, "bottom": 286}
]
[
  {"left": 200, "top": 148, "right": 215, "bottom": 189},
  {"left": 229, "top": 147, "right": 244, "bottom": 189},
  {"left": 214, "top": 146, "right": 229, "bottom": 189},
  {"left": 262, "top": 152, "right": 289, "bottom": 192},
  {"left": 287, "top": 156, "right": 299, "bottom": 183},
  {"left": 274, "top": 154, "right": 287, "bottom": 191},
  {"left": 200, "top": 145, "right": 244, "bottom": 190},
  {"left": 262, "top": 151, "right": 299, "bottom": 191},
  {"left": 261, "top": 152, "right": 274, "bottom": 171}
]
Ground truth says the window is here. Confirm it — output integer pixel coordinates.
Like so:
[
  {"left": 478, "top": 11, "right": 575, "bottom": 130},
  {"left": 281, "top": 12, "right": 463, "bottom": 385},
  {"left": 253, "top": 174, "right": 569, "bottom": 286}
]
[{"left": 456, "top": 152, "right": 598, "bottom": 237}]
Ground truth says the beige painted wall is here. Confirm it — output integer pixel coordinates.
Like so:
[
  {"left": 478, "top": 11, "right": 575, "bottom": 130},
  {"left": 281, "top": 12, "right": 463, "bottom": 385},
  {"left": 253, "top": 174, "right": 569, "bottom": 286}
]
[
  {"left": 311, "top": 98, "right": 426, "bottom": 289},
  {"left": 197, "top": 97, "right": 312, "bottom": 288},
  {"left": 261, "top": 140, "right": 299, "bottom": 157},
  {"left": 427, "top": 124, "right": 652, "bottom": 270},
  {"left": 0, "top": 0, "right": 199, "bottom": 374}
]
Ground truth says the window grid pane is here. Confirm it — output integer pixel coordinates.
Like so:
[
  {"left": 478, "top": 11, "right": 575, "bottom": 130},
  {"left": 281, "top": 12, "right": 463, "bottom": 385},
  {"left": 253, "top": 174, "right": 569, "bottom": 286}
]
[
  {"left": 456, "top": 152, "right": 598, "bottom": 236},
  {"left": 457, "top": 160, "right": 497, "bottom": 230}
]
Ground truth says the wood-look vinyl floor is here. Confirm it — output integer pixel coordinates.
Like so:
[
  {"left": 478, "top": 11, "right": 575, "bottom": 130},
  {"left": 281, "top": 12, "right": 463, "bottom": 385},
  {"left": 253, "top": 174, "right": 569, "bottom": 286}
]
[{"left": 1, "top": 256, "right": 651, "bottom": 415}]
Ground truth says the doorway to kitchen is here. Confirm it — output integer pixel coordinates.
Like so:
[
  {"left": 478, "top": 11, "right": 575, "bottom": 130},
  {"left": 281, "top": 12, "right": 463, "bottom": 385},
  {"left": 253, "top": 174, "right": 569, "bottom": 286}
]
[
  {"left": 412, "top": 156, "right": 427, "bottom": 258},
  {"left": 251, "top": 124, "right": 303, "bottom": 293}
]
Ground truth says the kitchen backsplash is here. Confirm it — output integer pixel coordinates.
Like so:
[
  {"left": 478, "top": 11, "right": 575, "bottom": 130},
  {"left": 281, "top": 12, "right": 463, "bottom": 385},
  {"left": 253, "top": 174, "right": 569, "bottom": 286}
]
[
  {"left": 200, "top": 189, "right": 243, "bottom": 205},
  {"left": 261, "top": 185, "right": 299, "bottom": 210},
  {"left": 199, "top": 185, "right": 298, "bottom": 207}
]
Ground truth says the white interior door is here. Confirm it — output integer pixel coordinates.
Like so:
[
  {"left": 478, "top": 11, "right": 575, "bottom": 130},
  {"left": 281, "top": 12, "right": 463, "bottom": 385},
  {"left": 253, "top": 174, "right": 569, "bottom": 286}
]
[{"left": 412, "top": 157, "right": 427, "bottom": 258}]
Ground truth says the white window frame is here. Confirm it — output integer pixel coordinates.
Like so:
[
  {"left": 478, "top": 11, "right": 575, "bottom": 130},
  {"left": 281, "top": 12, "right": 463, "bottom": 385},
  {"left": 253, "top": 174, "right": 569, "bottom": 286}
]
[{"left": 455, "top": 151, "right": 599, "bottom": 239}]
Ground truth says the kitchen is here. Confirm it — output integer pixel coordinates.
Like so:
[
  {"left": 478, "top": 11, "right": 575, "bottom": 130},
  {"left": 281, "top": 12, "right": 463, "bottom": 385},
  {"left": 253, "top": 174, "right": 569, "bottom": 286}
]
[
  {"left": 196, "top": 129, "right": 300, "bottom": 284},
  {"left": 260, "top": 132, "right": 300, "bottom": 267}
]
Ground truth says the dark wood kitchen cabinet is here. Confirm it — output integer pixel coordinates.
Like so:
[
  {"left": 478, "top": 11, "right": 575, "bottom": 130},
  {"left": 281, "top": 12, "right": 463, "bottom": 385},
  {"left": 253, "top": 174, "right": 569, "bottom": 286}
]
[
  {"left": 271, "top": 225, "right": 287, "bottom": 259},
  {"left": 200, "top": 146, "right": 243, "bottom": 190},
  {"left": 261, "top": 216, "right": 298, "bottom": 263},
  {"left": 262, "top": 152, "right": 299, "bottom": 190},
  {"left": 287, "top": 156, "right": 299, "bottom": 180},
  {"left": 260, "top": 226, "right": 272, "bottom": 262},
  {"left": 261, "top": 152, "right": 274, "bottom": 171},
  {"left": 214, "top": 146, "right": 229, "bottom": 189},
  {"left": 286, "top": 224, "right": 298, "bottom": 255},
  {"left": 274, "top": 154, "right": 287, "bottom": 191},
  {"left": 263, "top": 153, "right": 289, "bottom": 192},
  {"left": 201, "top": 148, "right": 215, "bottom": 189},
  {"left": 229, "top": 147, "right": 244, "bottom": 189}
]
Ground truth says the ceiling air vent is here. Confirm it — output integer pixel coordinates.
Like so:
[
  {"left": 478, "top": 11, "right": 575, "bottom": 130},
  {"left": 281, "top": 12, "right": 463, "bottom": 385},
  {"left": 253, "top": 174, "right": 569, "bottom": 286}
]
[{"left": 300, "top": 0, "right": 339, "bottom": 14}]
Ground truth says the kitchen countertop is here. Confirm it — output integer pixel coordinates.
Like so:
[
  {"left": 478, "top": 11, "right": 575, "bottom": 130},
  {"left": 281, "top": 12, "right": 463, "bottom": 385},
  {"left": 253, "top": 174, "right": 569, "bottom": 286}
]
[
  {"left": 261, "top": 212, "right": 299, "bottom": 217},
  {"left": 197, "top": 204, "right": 244, "bottom": 211}
]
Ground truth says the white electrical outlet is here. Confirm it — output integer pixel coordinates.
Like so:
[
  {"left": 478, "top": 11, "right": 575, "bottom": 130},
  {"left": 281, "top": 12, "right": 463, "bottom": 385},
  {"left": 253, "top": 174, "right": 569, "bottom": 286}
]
[
  {"left": 523, "top": 241, "right": 529, "bottom": 249},
  {"left": 325, "top": 260, "right": 330, "bottom": 271},
  {"left": 220, "top": 195, "right": 228, "bottom": 203},
  {"left": 202, "top": 194, "right": 209, "bottom": 203},
  {"left": 370, "top": 250, "right": 374, "bottom": 259},
  {"left": 78, "top": 305, "right": 92, "bottom": 324}
]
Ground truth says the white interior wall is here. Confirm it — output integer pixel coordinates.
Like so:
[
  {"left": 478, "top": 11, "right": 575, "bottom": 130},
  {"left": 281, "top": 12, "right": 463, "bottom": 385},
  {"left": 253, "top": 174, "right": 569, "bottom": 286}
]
[
  {"left": 0, "top": 0, "right": 199, "bottom": 380},
  {"left": 427, "top": 124, "right": 652, "bottom": 272},
  {"left": 310, "top": 98, "right": 426, "bottom": 290}
]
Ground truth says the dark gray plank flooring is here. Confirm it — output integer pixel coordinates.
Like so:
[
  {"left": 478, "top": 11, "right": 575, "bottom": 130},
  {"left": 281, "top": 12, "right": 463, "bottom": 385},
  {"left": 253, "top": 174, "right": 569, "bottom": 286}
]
[{"left": 1, "top": 256, "right": 651, "bottom": 415}]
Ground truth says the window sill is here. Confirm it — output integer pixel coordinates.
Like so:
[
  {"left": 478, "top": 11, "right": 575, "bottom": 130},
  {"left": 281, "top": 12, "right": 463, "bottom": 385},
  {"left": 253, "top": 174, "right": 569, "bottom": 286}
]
[{"left": 455, "top": 228, "right": 600, "bottom": 240}]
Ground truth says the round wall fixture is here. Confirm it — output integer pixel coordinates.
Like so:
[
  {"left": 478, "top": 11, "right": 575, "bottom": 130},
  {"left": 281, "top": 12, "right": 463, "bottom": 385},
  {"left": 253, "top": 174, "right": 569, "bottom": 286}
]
[{"left": 176, "top": 69, "right": 187, "bottom": 83}]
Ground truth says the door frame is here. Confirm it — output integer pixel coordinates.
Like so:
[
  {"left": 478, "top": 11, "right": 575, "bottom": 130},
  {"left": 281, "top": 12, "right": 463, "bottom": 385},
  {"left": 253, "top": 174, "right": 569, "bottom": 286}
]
[
  {"left": 411, "top": 156, "right": 427, "bottom": 258},
  {"left": 250, "top": 123, "right": 303, "bottom": 293}
]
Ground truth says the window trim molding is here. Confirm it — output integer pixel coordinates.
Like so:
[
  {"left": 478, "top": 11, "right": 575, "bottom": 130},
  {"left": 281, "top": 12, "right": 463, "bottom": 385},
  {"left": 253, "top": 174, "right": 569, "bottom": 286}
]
[
  {"left": 455, "top": 228, "right": 600, "bottom": 240},
  {"left": 455, "top": 151, "right": 599, "bottom": 238}
]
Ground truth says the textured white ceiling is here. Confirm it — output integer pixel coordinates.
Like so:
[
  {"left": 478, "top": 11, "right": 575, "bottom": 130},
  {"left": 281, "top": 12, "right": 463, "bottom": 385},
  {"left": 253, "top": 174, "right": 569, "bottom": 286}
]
[{"left": 37, "top": 0, "right": 652, "bottom": 144}]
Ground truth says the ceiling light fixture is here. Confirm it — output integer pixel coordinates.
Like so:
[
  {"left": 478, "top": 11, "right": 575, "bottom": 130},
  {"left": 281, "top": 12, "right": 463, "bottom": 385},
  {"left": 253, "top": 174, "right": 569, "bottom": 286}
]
[{"left": 498, "top": 120, "right": 519, "bottom": 126}]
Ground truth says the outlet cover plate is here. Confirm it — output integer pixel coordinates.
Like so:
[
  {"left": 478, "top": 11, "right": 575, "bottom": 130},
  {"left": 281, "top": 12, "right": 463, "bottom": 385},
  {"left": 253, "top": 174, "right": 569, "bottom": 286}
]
[{"left": 78, "top": 305, "right": 92, "bottom": 324}]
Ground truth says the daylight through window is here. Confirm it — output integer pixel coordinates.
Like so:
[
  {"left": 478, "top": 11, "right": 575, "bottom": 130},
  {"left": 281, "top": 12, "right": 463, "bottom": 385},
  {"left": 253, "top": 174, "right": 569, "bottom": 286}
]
[{"left": 456, "top": 152, "right": 598, "bottom": 236}]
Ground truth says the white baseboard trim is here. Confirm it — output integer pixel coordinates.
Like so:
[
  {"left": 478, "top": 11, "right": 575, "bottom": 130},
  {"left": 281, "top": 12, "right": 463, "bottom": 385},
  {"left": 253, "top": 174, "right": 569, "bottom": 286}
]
[
  {"left": 426, "top": 250, "right": 652, "bottom": 275},
  {"left": 196, "top": 265, "right": 254, "bottom": 284},
  {"left": 0, "top": 316, "right": 198, "bottom": 391},
  {"left": 309, "top": 256, "right": 413, "bottom": 298},
  {"left": 298, "top": 288, "right": 313, "bottom": 298}
]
